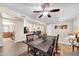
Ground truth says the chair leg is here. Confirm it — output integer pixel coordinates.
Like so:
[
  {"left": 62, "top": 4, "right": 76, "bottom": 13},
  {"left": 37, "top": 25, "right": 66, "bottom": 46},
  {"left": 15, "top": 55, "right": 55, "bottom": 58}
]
[
  {"left": 72, "top": 45, "right": 74, "bottom": 52},
  {"left": 77, "top": 47, "right": 79, "bottom": 51},
  {"left": 53, "top": 51, "right": 55, "bottom": 56},
  {"left": 33, "top": 48, "right": 37, "bottom": 56}
]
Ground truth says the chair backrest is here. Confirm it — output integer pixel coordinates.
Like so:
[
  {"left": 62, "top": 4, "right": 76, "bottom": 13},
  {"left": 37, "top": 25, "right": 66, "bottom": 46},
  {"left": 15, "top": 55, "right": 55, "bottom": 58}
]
[
  {"left": 26, "top": 34, "right": 34, "bottom": 42},
  {"left": 47, "top": 38, "right": 56, "bottom": 56},
  {"left": 75, "top": 35, "right": 79, "bottom": 42},
  {"left": 55, "top": 34, "right": 59, "bottom": 51},
  {"left": 36, "top": 31, "right": 41, "bottom": 38}
]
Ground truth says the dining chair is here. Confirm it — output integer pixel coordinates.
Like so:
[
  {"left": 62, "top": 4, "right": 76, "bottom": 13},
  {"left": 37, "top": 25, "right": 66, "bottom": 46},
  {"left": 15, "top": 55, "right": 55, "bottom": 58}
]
[
  {"left": 26, "top": 34, "right": 43, "bottom": 56},
  {"left": 26, "top": 35, "right": 34, "bottom": 42},
  {"left": 36, "top": 31, "right": 42, "bottom": 38},
  {"left": 25, "top": 34, "right": 35, "bottom": 55},
  {"left": 33, "top": 31, "right": 42, "bottom": 39},
  {"left": 47, "top": 38, "right": 56, "bottom": 56},
  {"left": 69, "top": 37, "right": 79, "bottom": 52},
  {"left": 54, "top": 34, "right": 60, "bottom": 55}
]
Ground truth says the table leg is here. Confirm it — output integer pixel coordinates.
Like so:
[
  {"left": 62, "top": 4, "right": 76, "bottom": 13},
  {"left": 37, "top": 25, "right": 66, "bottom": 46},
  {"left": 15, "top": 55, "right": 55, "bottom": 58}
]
[
  {"left": 33, "top": 48, "right": 37, "bottom": 56},
  {"left": 28, "top": 45, "right": 29, "bottom": 55}
]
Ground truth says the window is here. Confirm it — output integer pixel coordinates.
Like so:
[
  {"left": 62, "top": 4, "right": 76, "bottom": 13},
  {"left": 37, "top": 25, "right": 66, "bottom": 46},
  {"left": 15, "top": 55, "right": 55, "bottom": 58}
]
[{"left": 4, "top": 26, "right": 9, "bottom": 32}]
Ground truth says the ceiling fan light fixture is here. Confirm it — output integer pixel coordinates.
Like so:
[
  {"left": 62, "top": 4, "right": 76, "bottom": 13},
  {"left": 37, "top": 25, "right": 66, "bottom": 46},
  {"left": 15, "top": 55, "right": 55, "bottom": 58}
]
[
  {"left": 43, "top": 12, "right": 48, "bottom": 16},
  {"left": 33, "top": 3, "right": 60, "bottom": 18}
]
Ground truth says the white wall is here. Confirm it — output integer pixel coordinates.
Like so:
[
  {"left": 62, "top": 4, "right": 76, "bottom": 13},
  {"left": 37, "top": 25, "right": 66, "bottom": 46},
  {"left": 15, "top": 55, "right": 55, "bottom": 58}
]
[
  {"left": 24, "top": 20, "right": 33, "bottom": 31},
  {"left": 0, "top": 15, "right": 3, "bottom": 47},
  {"left": 46, "top": 24, "right": 58, "bottom": 36},
  {"left": 14, "top": 20, "right": 25, "bottom": 42},
  {"left": 46, "top": 20, "right": 73, "bottom": 44}
]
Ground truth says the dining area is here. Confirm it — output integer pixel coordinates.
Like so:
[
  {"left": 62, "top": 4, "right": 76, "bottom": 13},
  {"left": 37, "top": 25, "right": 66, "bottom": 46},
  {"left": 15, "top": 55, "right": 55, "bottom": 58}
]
[
  {"left": 1, "top": 3, "right": 79, "bottom": 56},
  {"left": 23, "top": 32, "right": 59, "bottom": 56},
  {"left": 20, "top": 27, "right": 79, "bottom": 56}
]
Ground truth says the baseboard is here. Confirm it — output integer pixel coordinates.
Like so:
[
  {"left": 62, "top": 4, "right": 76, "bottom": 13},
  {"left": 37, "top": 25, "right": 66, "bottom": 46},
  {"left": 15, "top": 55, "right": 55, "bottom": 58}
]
[
  {"left": 14, "top": 39, "right": 26, "bottom": 43},
  {"left": 59, "top": 41, "right": 71, "bottom": 45}
]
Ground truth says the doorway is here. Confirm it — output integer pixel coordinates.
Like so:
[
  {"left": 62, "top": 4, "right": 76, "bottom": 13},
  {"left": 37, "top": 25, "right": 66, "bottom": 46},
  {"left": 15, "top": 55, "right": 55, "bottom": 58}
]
[{"left": 2, "top": 13, "right": 15, "bottom": 47}]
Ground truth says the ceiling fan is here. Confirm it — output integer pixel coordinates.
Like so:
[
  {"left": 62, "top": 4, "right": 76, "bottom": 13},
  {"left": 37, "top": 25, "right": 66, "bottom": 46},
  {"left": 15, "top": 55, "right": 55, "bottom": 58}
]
[{"left": 33, "top": 3, "right": 60, "bottom": 18}]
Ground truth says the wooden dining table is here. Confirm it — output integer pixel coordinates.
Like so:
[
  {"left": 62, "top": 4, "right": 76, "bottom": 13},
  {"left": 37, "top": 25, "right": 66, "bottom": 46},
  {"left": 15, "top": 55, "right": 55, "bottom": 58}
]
[{"left": 27, "top": 36, "right": 56, "bottom": 55}]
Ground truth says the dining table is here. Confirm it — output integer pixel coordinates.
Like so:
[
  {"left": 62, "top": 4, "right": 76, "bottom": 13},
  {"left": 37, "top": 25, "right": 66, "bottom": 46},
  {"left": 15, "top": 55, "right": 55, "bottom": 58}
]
[{"left": 27, "top": 36, "right": 56, "bottom": 55}]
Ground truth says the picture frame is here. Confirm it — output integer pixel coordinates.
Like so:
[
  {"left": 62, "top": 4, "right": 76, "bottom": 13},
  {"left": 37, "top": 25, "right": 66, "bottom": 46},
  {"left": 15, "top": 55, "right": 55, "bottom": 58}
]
[{"left": 54, "top": 24, "right": 67, "bottom": 29}]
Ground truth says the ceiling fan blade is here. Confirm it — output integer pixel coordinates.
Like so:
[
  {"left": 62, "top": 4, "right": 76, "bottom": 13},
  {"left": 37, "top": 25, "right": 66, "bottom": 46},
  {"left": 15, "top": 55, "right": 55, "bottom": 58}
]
[
  {"left": 47, "top": 14, "right": 51, "bottom": 18},
  {"left": 49, "top": 9, "right": 60, "bottom": 12},
  {"left": 33, "top": 11, "right": 42, "bottom": 13},
  {"left": 39, "top": 14, "right": 43, "bottom": 18}
]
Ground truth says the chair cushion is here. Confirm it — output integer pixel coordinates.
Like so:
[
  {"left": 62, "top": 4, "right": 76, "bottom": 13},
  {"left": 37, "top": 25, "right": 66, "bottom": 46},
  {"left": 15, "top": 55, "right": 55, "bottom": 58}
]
[{"left": 73, "top": 41, "right": 79, "bottom": 47}]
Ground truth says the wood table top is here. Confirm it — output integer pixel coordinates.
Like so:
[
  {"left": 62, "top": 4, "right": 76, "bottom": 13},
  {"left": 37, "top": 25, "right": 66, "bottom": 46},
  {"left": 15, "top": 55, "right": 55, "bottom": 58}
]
[{"left": 27, "top": 36, "right": 56, "bottom": 53}]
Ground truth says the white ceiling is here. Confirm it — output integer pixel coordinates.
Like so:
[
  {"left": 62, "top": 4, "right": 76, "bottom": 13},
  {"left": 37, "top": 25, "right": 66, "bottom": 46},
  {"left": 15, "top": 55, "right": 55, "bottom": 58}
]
[{"left": 0, "top": 3, "right": 79, "bottom": 24}]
